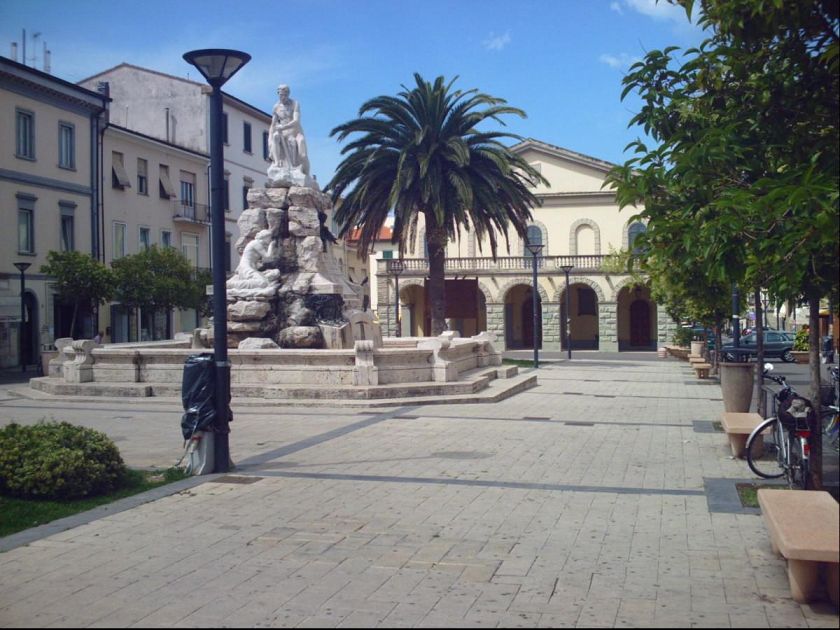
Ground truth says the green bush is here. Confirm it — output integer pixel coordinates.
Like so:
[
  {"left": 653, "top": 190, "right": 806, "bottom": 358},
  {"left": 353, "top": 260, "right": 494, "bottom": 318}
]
[
  {"left": 0, "top": 422, "right": 127, "bottom": 500},
  {"left": 793, "top": 328, "right": 810, "bottom": 351},
  {"left": 672, "top": 327, "right": 694, "bottom": 347}
]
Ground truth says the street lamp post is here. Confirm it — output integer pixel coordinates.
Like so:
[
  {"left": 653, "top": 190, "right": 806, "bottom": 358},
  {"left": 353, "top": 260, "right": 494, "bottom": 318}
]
[
  {"left": 183, "top": 49, "right": 251, "bottom": 474},
  {"left": 390, "top": 258, "right": 405, "bottom": 337},
  {"left": 14, "top": 262, "right": 31, "bottom": 372},
  {"left": 560, "top": 264, "right": 573, "bottom": 361},
  {"left": 525, "top": 241, "right": 544, "bottom": 368}
]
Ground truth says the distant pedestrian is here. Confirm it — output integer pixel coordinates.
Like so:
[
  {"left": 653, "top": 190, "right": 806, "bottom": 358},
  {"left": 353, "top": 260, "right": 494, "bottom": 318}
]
[{"left": 93, "top": 330, "right": 103, "bottom": 344}]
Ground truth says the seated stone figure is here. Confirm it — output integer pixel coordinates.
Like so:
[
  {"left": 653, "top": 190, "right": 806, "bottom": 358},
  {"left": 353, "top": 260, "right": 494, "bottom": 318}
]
[{"left": 227, "top": 230, "right": 281, "bottom": 296}]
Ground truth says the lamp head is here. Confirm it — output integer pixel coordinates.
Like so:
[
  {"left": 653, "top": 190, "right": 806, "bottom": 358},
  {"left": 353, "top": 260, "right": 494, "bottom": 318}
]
[
  {"left": 389, "top": 259, "right": 405, "bottom": 275},
  {"left": 525, "top": 242, "right": 544, "bottom": 256},
  {"left": 13, "top": 262, "right": 31, "bottom": 273},
  {"left": 183, "top": 49, "right": 251, "bottom": 87}
]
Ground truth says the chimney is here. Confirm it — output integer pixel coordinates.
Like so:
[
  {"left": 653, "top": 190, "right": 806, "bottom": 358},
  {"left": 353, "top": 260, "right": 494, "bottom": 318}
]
[{"left": 10, "top": 42, "right": 18, "bottom": 62}]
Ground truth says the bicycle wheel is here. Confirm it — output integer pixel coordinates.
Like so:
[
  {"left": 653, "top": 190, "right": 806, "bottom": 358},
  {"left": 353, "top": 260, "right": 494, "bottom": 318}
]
[
  {"left": 746, "top": 418, "right": 785, "bottom": 479},
  {"left": 788, "top": 439, "right": 810, "bottom": 490}
]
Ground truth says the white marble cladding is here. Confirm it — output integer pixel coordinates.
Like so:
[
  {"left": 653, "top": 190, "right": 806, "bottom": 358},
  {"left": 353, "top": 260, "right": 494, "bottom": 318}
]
[{"left": 68, "top": 332, "right": 502, "bottom": 395}]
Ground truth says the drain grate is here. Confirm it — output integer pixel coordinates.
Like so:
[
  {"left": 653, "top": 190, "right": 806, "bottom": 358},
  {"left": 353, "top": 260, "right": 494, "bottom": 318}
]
[
  {"left": 210, "top": 475, "right": 263, "bottom": 484},
  {"left": 565, "top": 421, "right": 595, "bottom": 427},
  {"left": 522, "top": 416, "right": 552, "bottom": 420}
]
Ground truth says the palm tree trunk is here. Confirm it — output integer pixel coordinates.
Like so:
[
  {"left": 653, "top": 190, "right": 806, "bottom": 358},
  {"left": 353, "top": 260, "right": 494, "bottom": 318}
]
[{"left": 426, "top": 223, "right": 447, "bottom": 336}]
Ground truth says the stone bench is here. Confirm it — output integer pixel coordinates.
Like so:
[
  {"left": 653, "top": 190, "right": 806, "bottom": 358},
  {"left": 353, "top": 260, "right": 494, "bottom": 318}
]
[
  {"left": 693, "top": 363, "right": 712, "bottom": 379},
  {"left": 720, "top": 412, "right": 763, "bottom": 457},
  {"left": 757, "top": 489, "right": 839, "bottom": 605}
]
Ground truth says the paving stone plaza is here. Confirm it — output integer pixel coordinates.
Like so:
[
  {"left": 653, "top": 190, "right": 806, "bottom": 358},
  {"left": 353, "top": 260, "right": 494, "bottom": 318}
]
[{"left": 1, "top": 356, "right": 838, "bottom": 628}]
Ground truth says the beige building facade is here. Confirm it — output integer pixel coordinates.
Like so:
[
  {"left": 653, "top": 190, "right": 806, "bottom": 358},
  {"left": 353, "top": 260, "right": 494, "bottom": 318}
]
[
  {"left": 100, "top": 124, "right": 211, "bottom": 342},
  {"left": 0, "top": 56, "right": 107, "bottom": 368},
  {"left": 372, "top": 139, "right": 676, "bottom": 351},
  {"left": 78, "top": 63, "right": 271, "bottom": 270}
]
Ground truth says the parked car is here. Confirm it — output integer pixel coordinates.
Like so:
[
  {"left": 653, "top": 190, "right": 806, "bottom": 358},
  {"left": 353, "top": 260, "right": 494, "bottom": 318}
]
[{"left": 720, "top": 331, "right": 796, "bottom": 362}]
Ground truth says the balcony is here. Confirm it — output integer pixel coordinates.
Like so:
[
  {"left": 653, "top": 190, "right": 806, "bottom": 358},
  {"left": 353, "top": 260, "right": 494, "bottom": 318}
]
[
  {"left": 173, "top": 201, "right": 210, "bottom": 224},
  {"left": 380, "top": 255, "right": 607, "bottom": 275}
]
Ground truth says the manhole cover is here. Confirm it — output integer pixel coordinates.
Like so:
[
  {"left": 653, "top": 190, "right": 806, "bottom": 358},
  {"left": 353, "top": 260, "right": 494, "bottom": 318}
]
[
  {"left": 431, "top": 451, "right": 493, "bottom": 460},
  {"left": 210, "top": 475, "right": 263, "bottom": 484}
]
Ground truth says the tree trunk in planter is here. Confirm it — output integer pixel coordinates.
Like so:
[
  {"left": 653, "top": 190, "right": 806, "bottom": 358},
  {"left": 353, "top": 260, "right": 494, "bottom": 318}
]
[
  {"left": 426, "top": 221, "right": 448, "bottom": 336},
  {"left": 807, "top": 287, "right": 823, "bottom": 490}
]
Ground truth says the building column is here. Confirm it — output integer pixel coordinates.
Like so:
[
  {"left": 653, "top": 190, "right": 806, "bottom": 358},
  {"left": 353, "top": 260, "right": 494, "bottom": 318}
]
[
  {"left": 486, "top": 302, "right": 505, "bottom": 348},
  {"left": 542, "top": 300, "right": 561, "bottom": 350},
  {"left": 599, "top": 301, "right": 618, "bottom": 352},
  {"left": 657, "top": 307, "right": 676, "bottom": 346}
]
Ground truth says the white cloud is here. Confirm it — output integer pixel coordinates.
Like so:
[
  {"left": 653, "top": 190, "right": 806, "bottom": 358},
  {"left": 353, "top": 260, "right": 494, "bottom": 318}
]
[
  {"left": 483, "top": 31, "right": 511, "bottom": 52},
  {"left": 622, "top": 0, "right": 691, "bottom": 24},
  {"left": 599, "top": 52, "right": 640, "bottom": 69},
  {"left": 610, "top": 2, "right": 624, "bottom": 15}
]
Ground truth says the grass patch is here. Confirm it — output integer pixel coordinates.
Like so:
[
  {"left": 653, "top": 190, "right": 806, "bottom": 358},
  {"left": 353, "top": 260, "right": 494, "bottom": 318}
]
[
  {"left": 0, "top": 467, "right": 188, "bottom": 538},
  {"left": 736, "top": 482, "right": 786, "bottom": 508}
]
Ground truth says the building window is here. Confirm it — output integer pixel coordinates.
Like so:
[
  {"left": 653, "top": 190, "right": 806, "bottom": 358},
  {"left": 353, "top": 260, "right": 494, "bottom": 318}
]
[
  {"left": 139, "top": 227, "right": 151, "bottom": 250},
  {"left": 225, "top": 235, "right": 232, "bottom": 273},
  {"left": 60, "top": 203, "right": 75, "bottom": 252},
  {"left": 223, "top": 177, "right": 230, "bottom": 213},
  {"left": 243, "top": 122, "right": 252, "bottom": 153},
  {"left": 180, "top": 173, "right": 195, "bottom": 207},
  {"left": 16, "top": 109, "right": 35, "bottom": 159},
  {"left": 222, "top": 113, "right": 229, "bottom": 145},
  {"left": 58, "top": 122, "right": 75, "bottom": 169},
  {"left": 526, "top": 224, "right": 542, "bottom": 255},
  {"left": 159, "top": 164, "right": 176, "bottom": 199},
  {"left": 381, "top": 250, "right": 393, "bottom": 260},
  {"left": 262, "top": 131, "right": 269, "bottom": 160},
  {"left": 112, "top": 151, "right": 131, "bottom": 189},
  {"left": 577, "top": 287, "right": 597, "bottom": 316},
  {"left": 113, "top": 222, "right": 126, "bottom": 259},
  {"left": 18, "top": 204, "right": 34, "bottom": 253},
  {"left": 242, "top": 185, "right": 250, "bottom": 210},
  {"left": 181, "top": 233, "right": 199, "bottom": 267},
  {"left": 628, "top": 222, "right": 647, "bottom": 254},
  {"left": 137, "top": 158, "right": 148, "bottom": 195},
  {"left": 161, "top": 230, "right": 172, "bottom": 248}
]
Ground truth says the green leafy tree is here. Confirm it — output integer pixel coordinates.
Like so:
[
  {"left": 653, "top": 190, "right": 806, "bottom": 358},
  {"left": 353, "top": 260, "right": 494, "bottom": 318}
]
[
  {"left": 606, "top": 0, "right": 838, "bottom": 486},
  {"left": 112, "top": 246, "right": 204, "bottom": 340},
  {"left": 327, "top": 73, "right": 547, "bottom": 335},
  {"left": 40, "top": 251, "right": 115, "bottom": 337}
]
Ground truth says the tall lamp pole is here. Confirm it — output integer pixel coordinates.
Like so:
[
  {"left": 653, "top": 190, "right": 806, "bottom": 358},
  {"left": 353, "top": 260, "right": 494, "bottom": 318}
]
[
  {"left": 183, "top": 49, "right": 251, "bottom": 474},
  {"left": 560, "top": 264, "right": 574, "bottom": 361},
  {"left": 390, "top": 258, "right": 405, "bottom": 337},
  {"left": 525, "top": 241, "right": 544, "bottom": 368},
  {"left": 14, "top": 262, "right": 31, "bottom": 372}
]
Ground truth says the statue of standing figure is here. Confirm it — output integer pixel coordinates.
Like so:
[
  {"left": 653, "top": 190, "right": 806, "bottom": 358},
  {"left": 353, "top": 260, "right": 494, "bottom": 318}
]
[{"left": 268, "top": 85, "right": 311, "bottom": 179}]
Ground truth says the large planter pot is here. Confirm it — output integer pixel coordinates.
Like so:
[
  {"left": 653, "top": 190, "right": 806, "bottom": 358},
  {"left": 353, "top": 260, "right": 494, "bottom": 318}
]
[
  {"left": 791, "top": 351, "right": 809, "bottom": 364},
  {"left": 719, "top": 362, "right": 755, "bottom": 412},
  {"left": 690, "top": 341, "right": 705, "bottom": 357}
]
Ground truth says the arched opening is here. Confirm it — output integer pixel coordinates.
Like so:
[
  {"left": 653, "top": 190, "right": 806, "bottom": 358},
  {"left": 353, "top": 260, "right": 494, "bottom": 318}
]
[
  {"left": 628, "top": 222, "right": 647, "bottom": 254},
  {"left": 559, "top": 284, "right": 599, "bottom": 350},
  {"left": 575, "top": 225, "right": 596, "bottom": 255},
  {"left": 617, "top": 285, "right": 657, "bottom": 350},
  {"left": 399, "top": 284, "right": 426, "bottom": 336},
  {"left": 505, "top": 284, "right": 541, "bottom": 349}
]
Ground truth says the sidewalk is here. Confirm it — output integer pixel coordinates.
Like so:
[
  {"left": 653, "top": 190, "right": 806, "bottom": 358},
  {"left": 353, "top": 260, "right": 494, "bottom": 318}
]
[{"left": 1, "top": 357, "right": 838, "bottom": 627}]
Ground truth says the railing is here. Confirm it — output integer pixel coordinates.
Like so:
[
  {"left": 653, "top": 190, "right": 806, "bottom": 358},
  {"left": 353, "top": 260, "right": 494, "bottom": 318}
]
[
  {"left": 173, "top": 201, "right": 210, "bottom": 224},
  {"left": 384, "top": 255, "right": 606, "bottom": 274}
]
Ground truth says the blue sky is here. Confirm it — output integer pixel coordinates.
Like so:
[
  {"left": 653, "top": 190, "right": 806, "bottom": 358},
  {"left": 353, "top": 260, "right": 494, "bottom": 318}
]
[{"left": 1, "top": 0, "right": 706, "bottom": 183}]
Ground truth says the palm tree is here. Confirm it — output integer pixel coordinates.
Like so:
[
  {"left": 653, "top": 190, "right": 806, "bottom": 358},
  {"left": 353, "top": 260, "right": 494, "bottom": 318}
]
[{"left": 327, "top": 73, "right": 547, "bottom": 335}]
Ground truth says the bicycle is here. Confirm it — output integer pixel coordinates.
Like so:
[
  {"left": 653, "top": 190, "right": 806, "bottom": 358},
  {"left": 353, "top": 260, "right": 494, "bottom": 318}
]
[
  {"left": 744, "top": 363, "right": 816, "bottom": 489},
  {"left": 822, "top": 365, "right": 839, "bottom": 453}
]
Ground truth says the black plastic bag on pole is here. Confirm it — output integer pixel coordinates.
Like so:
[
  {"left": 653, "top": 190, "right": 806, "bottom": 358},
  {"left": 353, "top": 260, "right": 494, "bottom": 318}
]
[{"left": 180, "top": 354, "right": 217, "bottom": 441}]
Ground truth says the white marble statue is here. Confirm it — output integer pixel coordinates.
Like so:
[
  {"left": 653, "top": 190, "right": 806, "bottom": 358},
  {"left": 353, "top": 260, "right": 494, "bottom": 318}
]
[
  {"left": 226, "top": 229, "right": 281, "bottom": 296},
  {"left": 267, "top": 84, "right": 313, "bottom": 187}
]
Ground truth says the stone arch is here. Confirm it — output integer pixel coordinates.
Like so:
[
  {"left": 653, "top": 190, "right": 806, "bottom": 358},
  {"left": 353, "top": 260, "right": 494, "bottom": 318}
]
[
  {"left": 553, "top": 276, "right": 606, "bottom": 303},
  {"left": 518, "top": 220, "right": 549, "bottom": 256},
  {"left": 621, "top": 218, "right": 647, "bottom": 251},
  {"left": 610, "top": 275, "right": 647, "bottom": 302},
  {"left": 568, "top": 218, "right": 602, "bottom": 255},
  {"left": 476, "top": 280, "right": 495, "bottom": 303},
  {"left": 498, "top": 277, "right": 549, "bottom": 303}
]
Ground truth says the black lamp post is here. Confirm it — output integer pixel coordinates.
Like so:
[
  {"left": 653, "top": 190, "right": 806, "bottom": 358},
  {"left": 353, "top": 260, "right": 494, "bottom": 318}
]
[
  {"left": 14, "top": 262, "right": 31, "bottom": 372},
  {"left": 389, "top": 258, "right": 405, "bottom": 337},
  {"left": 560, "top": 264, "right": 574, "bottom": 360},
  {"left": 525, "top": 241, "right": 544, "bottom": 368},
  {"left": 761, "top": 290, "right": 769, "bottom": 328},
  {"left": 731, "top": 283, "right": 741, "bottom": 359},
  {"left": 183, "top": 48, "right": 250, "bottom": 474}
]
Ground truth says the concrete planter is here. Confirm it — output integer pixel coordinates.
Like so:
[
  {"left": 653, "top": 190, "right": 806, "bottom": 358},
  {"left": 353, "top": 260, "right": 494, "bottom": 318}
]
[
  {"left": 719, "top": 362, "right": 755, "bottom": 412},
  {"left": 690, "top": 341, "right": 705, "bottom": 357},
  {"left": 791, "top": 351, "right": 810, "bottom": 364}
]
